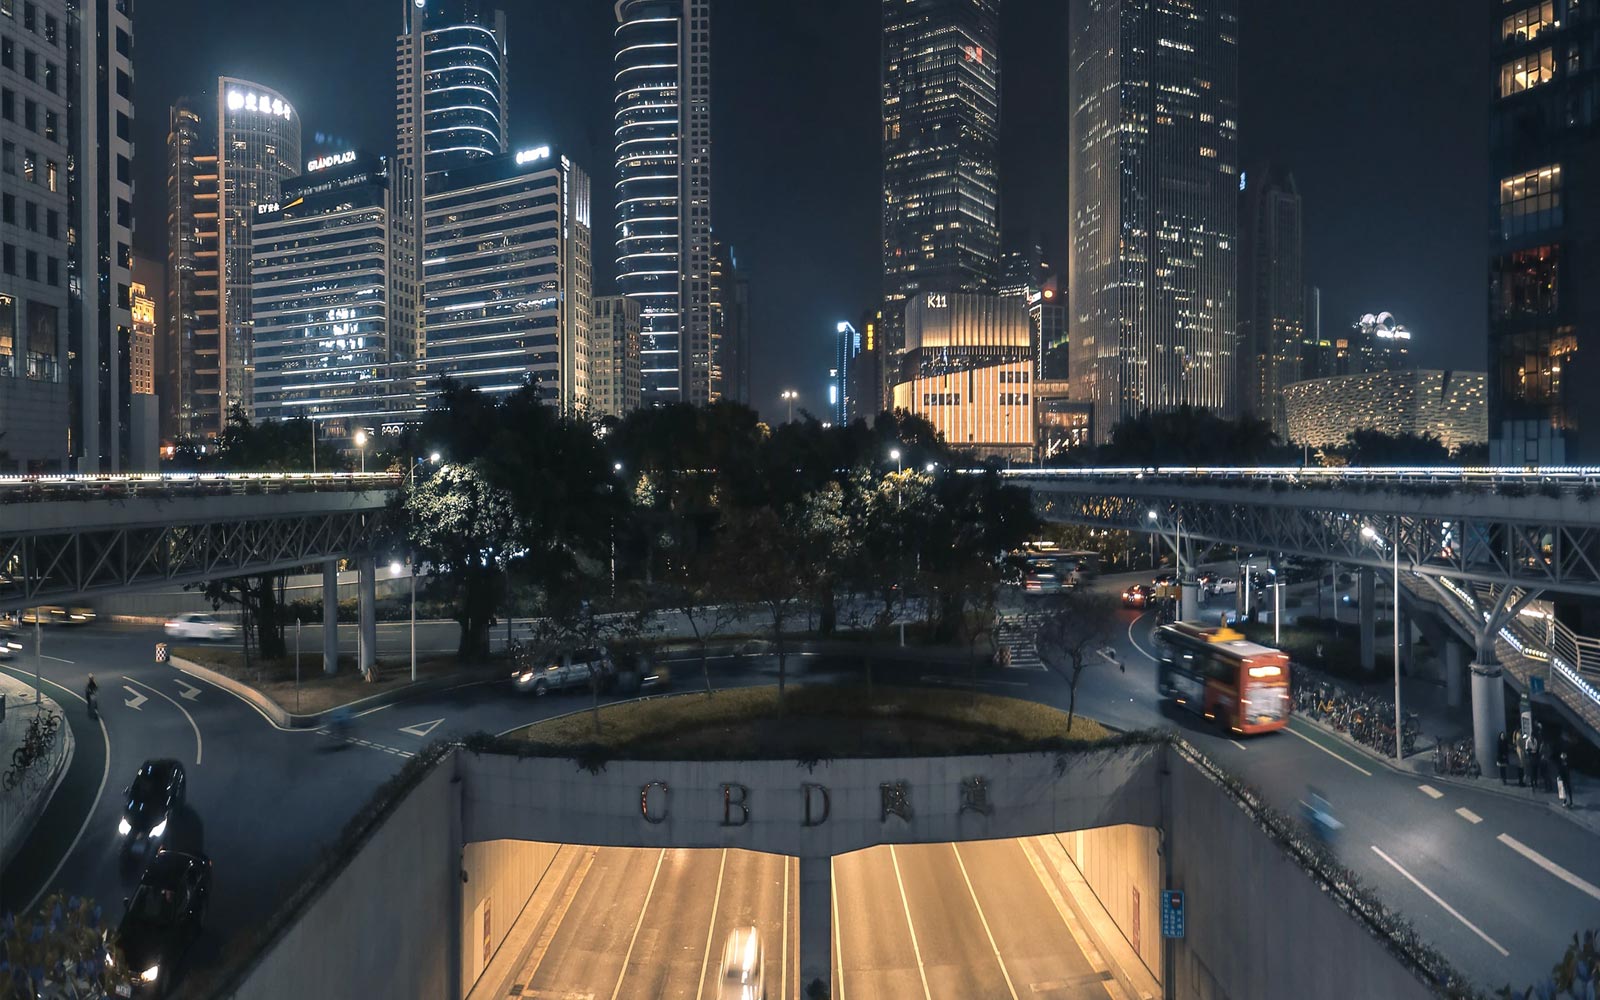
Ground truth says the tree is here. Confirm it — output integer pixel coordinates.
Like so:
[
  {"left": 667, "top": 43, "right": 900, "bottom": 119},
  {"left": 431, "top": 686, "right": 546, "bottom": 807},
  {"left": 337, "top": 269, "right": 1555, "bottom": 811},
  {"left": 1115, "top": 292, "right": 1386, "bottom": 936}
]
[
  {"left": 406, "top": 463, "right": 522, "bottom": 661},
  {"left": 526, "top": 588, "right": 649, "bottom": 735},
  {"left": 0, "top": 892, "right": 132, "bottom": 998},
  {"left": 1334, "top": 428, "right": 1451, "bottom": 466},
  {"left": 658, "top": 538, "right": 746, "bottom": 698},
  {"left": 719, "top": 506, "right": 806, "bottom": 711},
  {"left": 1035, "top": 590, "right": 1121, "bottom": 731},
  {"left": 1091, "top": 407, "right": 1289, "bottom": 466}
]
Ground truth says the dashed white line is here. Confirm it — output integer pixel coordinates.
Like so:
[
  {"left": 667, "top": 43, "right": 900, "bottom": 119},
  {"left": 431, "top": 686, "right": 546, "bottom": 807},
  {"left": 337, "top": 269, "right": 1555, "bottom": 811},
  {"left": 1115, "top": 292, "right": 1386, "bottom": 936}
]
[
  {"left": 1229, "top": 739, "right": 1248, "bottom": 750},
  {"left": 1455, "top": 808, "right": 1483, "bottom": 825},
  {"left": 1371, "top": 846, "right": 1509, "bottom": 956},
  {"left": 888, "top": 846, "right": 934, "bottom": 1000},
  {"left": 1498, "top": 834, "right": 1600, "bottom": 902},
  {"left": 1284, "top": 723, "right": 1373, "bottom": 776},
  {"left": 1418, "top": 784, "right": 1443, "bottom": 799}
]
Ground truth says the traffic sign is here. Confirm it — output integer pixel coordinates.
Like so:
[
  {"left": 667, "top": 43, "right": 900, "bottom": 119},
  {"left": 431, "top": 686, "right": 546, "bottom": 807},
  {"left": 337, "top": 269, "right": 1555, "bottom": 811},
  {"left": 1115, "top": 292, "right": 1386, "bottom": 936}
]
[
  {"left": 1161, "top": 890, "right": 1185, "bottom": 939},
  {"left": 155, "top": 642, "right": 169, "bottom": 664}
]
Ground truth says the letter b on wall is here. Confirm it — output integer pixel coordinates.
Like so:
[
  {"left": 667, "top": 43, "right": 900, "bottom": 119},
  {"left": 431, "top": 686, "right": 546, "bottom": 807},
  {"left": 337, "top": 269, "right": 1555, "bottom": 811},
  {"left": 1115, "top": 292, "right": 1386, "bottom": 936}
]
[{"left": 722, "top": 784, "right": 750, "bottom": 827}]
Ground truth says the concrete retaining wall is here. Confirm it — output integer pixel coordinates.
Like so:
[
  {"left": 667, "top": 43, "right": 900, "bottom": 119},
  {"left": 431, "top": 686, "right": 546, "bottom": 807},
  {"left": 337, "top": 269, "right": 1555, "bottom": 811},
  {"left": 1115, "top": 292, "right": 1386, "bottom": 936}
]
[
  {"left": 460, "top": 840, "right": 561, "bottom": 996},
  {"left": 224, "top": 760, "right": 460, "bottom": 1000},
  {"left": 1064, "top": 824, "right": 1163, "bottom": 983}
]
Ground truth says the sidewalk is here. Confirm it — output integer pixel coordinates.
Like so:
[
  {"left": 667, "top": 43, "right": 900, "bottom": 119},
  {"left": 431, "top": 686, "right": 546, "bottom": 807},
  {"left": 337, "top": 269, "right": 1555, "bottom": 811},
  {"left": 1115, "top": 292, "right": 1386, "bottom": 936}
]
[{"left": 0, "top": 673, "right": 72, "bottom": 869}]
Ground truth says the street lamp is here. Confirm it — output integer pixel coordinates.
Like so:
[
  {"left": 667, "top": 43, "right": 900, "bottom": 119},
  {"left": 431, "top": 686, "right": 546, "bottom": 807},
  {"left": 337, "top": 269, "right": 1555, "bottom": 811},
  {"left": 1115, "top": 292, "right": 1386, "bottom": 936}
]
[
  {"left": 925, "top": 462, "right": 936, "bottom": 474},
  {"left": 890, "top": 448, "right": 902, "bottom": 473},
  {"left": 1362, "top": 521, "right": 1404, "bottom": 762},
  {"left": 354, "top": 429, "right": 368, "bottom": 474},
  {"left": 1268, "top": 566, "right": 1282, "bottom": 644},
  {"left": 406, "top": 452, "right": 442, "bottom": 681},
  {"left": 781, "top": 389, "right": 799, "bottom": 423}
]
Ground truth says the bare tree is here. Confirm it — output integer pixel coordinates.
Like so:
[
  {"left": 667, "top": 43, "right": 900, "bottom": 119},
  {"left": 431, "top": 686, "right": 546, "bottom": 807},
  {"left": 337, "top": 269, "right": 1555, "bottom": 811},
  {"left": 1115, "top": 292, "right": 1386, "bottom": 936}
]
[{"left": 1035, "top": 590, "right": 1122, "bottom": 732}]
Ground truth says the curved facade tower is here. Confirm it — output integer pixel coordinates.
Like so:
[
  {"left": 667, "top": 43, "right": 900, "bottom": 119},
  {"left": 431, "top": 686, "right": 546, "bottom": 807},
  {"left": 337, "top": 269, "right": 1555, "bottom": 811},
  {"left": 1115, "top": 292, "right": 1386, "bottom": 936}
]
[
  {"left": 395, "top": 0, "right": 508, "bottom": 367},
  {"left": 614, "top": 0, "right": 712, "bottom": 406}
]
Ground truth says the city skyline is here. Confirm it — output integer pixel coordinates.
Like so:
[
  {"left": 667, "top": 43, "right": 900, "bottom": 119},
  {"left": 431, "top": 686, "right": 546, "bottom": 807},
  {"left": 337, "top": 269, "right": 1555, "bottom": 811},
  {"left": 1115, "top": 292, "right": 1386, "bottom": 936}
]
[{"left": 127, "top": 0, "right": 1487, "bottom": 425}]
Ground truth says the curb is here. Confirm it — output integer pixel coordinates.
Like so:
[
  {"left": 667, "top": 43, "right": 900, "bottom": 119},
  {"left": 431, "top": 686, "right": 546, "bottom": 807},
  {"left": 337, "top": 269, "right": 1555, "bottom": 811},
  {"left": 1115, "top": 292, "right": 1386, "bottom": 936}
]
[
  {"left": 1, "top": 705, "right": 74, "bottom": 871},
  {"left": 1295, "top": 713, "right": 1600, "bottom": 833},
  {"left": 168, "top": 655, "right": 496, "bottom": 730}
]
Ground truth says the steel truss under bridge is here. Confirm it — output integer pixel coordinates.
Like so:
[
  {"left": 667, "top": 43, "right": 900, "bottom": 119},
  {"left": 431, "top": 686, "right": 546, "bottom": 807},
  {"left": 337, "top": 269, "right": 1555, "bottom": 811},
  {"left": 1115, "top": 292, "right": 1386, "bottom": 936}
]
[
  {"left": 0, "top": 475, "right": 398, "bottom": 610},
  {"left": 1017, "top": 469, "right": 1600, "bottom": 598}
]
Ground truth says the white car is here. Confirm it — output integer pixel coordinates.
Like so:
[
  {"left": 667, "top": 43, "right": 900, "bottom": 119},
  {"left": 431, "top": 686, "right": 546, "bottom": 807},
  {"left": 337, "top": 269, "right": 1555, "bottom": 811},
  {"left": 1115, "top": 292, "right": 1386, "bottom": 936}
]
[
  {"left": 718, "top": 925, "right": 765, "bottom": 1000},
  {"left": 164, "top": 613, "right": 239, "bottom": 642},
  {"left": 1212, "top": 576, "right": 1239, "bottom": 595}
]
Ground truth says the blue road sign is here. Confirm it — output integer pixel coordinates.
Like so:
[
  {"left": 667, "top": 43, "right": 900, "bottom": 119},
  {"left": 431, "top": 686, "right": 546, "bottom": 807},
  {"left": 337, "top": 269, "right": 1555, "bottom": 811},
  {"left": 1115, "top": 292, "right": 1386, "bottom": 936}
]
[{"left": 1161, "top": 889, "right": 1185, "bottom": 939}]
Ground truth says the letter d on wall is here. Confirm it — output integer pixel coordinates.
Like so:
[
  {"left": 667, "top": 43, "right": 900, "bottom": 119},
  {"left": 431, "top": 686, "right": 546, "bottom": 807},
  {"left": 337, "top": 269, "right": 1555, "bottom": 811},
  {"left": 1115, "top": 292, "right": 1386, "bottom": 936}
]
[
  {"left": 641, "top": 781, "right": 669, "bottom": 824},
  {"left": 802, "top": 783, "right": 830, "bottom": 827}
]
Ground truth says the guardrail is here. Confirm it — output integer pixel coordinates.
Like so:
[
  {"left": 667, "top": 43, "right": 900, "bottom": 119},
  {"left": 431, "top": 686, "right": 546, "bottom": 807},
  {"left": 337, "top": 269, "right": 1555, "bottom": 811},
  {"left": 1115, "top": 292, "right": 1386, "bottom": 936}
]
[
  {"left": 1010, "top": 465, "right": 1600, "bottom": 491},
  {"left": 0, "top": 473, "right": 403, "bottom": 503}
]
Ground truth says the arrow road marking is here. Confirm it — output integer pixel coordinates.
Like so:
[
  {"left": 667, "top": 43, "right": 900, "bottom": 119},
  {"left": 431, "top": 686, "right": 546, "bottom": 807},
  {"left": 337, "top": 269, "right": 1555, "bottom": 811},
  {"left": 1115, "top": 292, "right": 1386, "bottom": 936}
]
[
  {"left": 175, "top": 680, "right": 202, "bottom": 701},
  {"left": 399, "top": 718, "right": 444, "bottom": 738},
  {"left": 123, "top": 676, "right": 203, "bottom": 766},
  {"left": 123, "top": 686, "right": 147, "bottom": 711}
]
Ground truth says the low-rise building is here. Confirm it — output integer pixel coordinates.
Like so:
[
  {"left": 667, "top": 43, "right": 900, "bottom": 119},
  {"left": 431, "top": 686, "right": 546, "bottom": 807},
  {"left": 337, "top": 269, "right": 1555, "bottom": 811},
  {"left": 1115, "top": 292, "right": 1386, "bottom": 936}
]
[{"left": 1282, "top": 369, "right": 1488, "bottom": 453}]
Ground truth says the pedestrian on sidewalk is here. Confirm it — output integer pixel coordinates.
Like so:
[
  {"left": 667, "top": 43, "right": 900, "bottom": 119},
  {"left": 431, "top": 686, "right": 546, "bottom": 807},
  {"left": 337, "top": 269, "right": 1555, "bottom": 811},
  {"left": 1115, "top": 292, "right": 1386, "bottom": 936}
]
[
  {"left": 1526, "top": 729, "right": 1544, "bottom": 792},
  {"left": 1495, "top": 731, "right": 1510, "bottom": 785},
  {"left": 1538, "top": 730, "right": 1555, "bottom": 793},
  {"left": 1556, "top": 752, "right": 1574, "bottom": 809},
  {"left": 1516, "top": 732, "right": 1529, "bottom": 786}
]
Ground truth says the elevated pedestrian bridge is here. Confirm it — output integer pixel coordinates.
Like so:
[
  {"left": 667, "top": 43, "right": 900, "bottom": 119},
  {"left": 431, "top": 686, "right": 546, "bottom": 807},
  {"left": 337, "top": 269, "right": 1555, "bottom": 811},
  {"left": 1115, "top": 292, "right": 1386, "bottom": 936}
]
[{"left": 0, "top": 473, "right": 399, "bottom": 611}]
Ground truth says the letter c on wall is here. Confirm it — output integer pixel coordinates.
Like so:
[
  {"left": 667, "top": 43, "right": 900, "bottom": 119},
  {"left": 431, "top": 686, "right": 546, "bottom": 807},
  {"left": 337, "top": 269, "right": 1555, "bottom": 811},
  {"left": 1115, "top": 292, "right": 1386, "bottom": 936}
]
[{"left": 640, "top": 781, "right": 669, "bottom": 824}]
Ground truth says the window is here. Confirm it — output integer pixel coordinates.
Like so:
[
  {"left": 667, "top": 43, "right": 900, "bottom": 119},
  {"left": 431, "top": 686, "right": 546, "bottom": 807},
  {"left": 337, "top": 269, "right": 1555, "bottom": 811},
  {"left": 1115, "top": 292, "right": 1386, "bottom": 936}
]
[
  {"left": 22, "top": 1, "right": 32, "bottom": 32},
  {"left": 43, "top": 61, "right": 54, "bottom": 93},
  {"left": 43, "top": 109, "right": 54, "bottom": 142},
  {"left": 1, "top": 195, "right": 11, "bottom": 224},
  {"left": 1501, "top": 48, "right": 1556, "bottom": 96},
  {"left": 45, "top": 159, "right": 55, "bottom": 192},
  {"left": 1493, "top": 245, "right": 1560, "bottom": 318},
  {"left": 23, "top": 98, "right": 34, "bottom": 132},
  {"left": 116, "top": 111, "right": 130, "bottom": 141},
  {"left": 116, "top": 154, "right": 128, "bottom": 184},
  {"left": 45, "top": 255, "right": 55, "bottom": 285},
  {"left": 24, "top": 249, "right": 36, "bottom": 280},
  {"left": 1, "top": 37, "right": 11, "bottom": 68},
  {"left": 0, "top": 141, "right": 10, "bottom": 174},
  {"left": 1, "top": 88, "right": 12, "bottom": 122},
  {"left": 115, "top": 27, "right": 129, "bottom": 56},
  {"left": 22, "top": 149, "right": 33, "bottom": 183},
  {"left": 115, "top": 68, "right": 130, "bottom": 99},
  {"left": 115, "top": 196, "right": 128, "bottom": 227},
  {"left": 23, "top": 200, "right": 34, "bottom": 231},
  {"left": 1500, "top": 164, "right": 1562, "bottom": 236},
  {"left": 45, "top": 207, "right": 55, "bottom": 237},
  {"left": 23, "top": 47, "right": 32, "bottom": 80},
  {"left": 1, "top": 244, "right": 11, "bottom": 275},
  {"left": 42, "top": 13, "right": 53, "bottom": 45}
]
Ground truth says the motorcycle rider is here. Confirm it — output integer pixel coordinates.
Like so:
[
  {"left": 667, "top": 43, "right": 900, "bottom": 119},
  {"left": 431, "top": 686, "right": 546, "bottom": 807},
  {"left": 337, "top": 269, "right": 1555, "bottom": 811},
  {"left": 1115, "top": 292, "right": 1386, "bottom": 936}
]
[{"left": 85, "top": 672, "right": 99, "bottom": 718}]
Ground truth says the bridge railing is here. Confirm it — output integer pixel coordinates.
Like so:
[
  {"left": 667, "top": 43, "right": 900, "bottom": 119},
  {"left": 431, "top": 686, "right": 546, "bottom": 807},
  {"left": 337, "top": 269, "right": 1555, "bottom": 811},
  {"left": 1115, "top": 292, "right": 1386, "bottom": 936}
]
[
  {"left": 0, "top": 473, "right": 402, "bottom": 504},
  {"left": 1011, "top": 465, "right": 1600, "bottom": 493}
]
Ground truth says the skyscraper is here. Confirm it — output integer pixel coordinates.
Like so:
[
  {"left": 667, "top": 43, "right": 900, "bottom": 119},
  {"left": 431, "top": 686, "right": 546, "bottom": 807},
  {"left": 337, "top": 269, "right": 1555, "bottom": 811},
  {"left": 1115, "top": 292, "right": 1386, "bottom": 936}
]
[
  {"left": 1489, "top": 4, "right": 1597, "bottom": 463},
  {"left": 614, "top": 0, "right": 713, "bottom": 407},
  {"left": 420, "top": 147, "right": 592, "bottom": 410},
  {"left": 591, "top": 295, "right": 642, "bottom": 419},
  {"left": 1239, "top": 165, "right": 1305, "bottom": 434},
  {"left": 708, "top": 239, "right": 748, "bottom": 404},
  {"left": 833, "top": 320, "right": 860, "bottom": 426},
  {"left": 1068, "top": 0, "right": 1240, "bottom": 436},
  {"left": 882, "top": 0, "right": 1001, "bottom": 350},
  {"left": 164, "top": 99, "right": 217, "bottom": 442},
  {"left": 395, "top": 0, "right": 508, "bottom": 368}
]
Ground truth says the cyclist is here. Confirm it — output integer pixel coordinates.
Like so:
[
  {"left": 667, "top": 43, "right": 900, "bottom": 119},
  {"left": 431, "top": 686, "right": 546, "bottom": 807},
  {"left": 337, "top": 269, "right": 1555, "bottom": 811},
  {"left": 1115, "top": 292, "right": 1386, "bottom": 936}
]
[{"left": 85, "top": 673, "right": 99, "bottom": 719}]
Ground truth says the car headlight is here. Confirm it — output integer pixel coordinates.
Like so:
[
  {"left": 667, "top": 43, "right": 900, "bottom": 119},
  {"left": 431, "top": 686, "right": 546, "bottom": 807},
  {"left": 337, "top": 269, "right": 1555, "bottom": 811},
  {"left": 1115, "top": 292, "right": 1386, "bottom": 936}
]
[
  {"left": 140, "top": 964, "right": 160, "bottom": 983},
  {"left": 149, "top": 819, "right": 167, "bottom": 838},
  {"left": 118, "top": 818, "right": 131, "bottom": 836}
]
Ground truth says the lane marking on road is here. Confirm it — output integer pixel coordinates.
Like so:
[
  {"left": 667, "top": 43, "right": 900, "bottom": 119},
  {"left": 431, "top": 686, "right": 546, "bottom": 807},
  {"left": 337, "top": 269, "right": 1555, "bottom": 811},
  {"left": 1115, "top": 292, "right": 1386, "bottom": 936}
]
[
  {"left": 123, "top": 676, "right": 203, "bottom": 766},
  {"left": 1126, "top": 615, "right": 1159, "bottom": 663},
  {"left": 173, "top": 666, "right": 305, "bottom": 734},
  {"left": 513, "top": 846, "right": 597, "bottom": 989},
  {"left": 888, "top": 845, "right": 934, "bottom": 1000},
  {"left": 1229, "top": 739, "right": 1247, "bottom": 750},
  {"left": 1497, "top": 834, "right": 1600, "bottom": 902},
  {"left": 1284, "top": 722, "right": 1372, "bottom": 776},
  {"left": 694, "top": 849, "right": 730, "bottom": 1000},
  {"left": 832, "top": 857, "right": 845, "bottom": 1000},
  {"left": 42, "top": 655, "right": 74, "bottom": 664},
  {"left": 918, "top": 674, "right": 1030, "bottom": 689},
  {"left": 783, "top": 857, "right": 791, "bottom": 1000},
  {"left": 951, "top": 843, "right": 1022, "bottom": 1000},
  {"left": 121, "top": 686, "right": 147, "bottom": 711},
  {"left": 3, "top": 664, "right": 113, "bottom": 917},
  {"left": 1370, "top": 846, "right": 1509, "bottom": 956},
  {"left": 608, "top": 848, "right": 666, "bottom": 1000},
  {"left": 398, "top": 718, "right": 443, "bottom": 738},
  {"left": 1418, "top": 784, "right": 1444, "bottom": 799},
  {"left": 174, "top": 680, "right": 201, "bottom": 702},
  {"left": 1456, "top": 808, "right": 1483, "bottom": 825}
]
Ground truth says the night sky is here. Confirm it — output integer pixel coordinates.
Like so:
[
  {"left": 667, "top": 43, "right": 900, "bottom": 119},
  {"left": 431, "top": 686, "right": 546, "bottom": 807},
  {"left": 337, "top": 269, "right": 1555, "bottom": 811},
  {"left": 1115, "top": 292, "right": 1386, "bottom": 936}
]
[{"left": 132, "top": 0, "right": 1487, "bottom": 423}]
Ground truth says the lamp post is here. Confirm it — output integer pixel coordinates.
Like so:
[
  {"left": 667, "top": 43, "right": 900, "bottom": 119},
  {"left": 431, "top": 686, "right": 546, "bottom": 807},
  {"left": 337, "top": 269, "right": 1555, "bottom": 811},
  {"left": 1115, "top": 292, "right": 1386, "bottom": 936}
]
[
  {"left": 1362, "top": 520, "right": 1404, "bottom": 761},
  {"left": 354, "top": 429, "right": 368, "bottom": 474},
  {"left": 890, "top": 448, "right": 902, "bottom": 474},
  {"left": 405, "top": 452, "right": 441, "bottom": 682},
  {"left": 611, "top": 463, "right": 624, "bottom": 596},
  {"left": 1268, "top": 567, "right": 1282, "bottom": 644},
  {"left": 781, "top": 390, "right": 799, "bottom": 423}
]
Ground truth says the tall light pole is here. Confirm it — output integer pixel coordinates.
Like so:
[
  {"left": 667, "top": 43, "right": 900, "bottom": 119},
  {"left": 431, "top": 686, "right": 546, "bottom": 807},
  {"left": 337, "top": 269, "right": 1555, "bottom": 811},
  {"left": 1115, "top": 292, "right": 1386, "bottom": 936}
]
[
  {"left": 781, "top": 389, "right": 799, "bottom": 423},
  {"left": 1362, "top": 521, "right": 1404, "bottom": 761},
  {"left": 405, "top": 452, "right": 441, "bottom": 682},
  {"left": 890, "top": 448, "right": 902, "bottom": 474},
  {"left": 354, "top": 429, "right": 368, "bottom": 474}
]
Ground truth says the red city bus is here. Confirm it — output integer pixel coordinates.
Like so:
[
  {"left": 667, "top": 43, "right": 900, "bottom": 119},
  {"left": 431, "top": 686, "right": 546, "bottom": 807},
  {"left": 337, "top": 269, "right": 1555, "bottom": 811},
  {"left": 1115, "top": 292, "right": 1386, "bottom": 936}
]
[{"left": 1155, "top": 621, "right": 1290, "bottom": 735}]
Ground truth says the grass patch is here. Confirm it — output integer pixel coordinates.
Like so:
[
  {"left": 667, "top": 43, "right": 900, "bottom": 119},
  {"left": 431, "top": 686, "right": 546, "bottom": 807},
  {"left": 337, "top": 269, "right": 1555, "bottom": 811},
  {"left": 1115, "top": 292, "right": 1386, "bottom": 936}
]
[
  {"left": 501, "top": 684, "right": 1110, "bottom": 760},
  {"left": 172, "top": 647, "right": 481, "bottom": 715}
]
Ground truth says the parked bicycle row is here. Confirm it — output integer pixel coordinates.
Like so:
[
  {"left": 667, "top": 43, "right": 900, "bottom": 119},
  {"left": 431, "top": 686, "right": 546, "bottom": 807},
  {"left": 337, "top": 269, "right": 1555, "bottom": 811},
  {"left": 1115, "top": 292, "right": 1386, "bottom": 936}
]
[{"left": 1289, "top": 667, "right": 1419, "bottom": 759}]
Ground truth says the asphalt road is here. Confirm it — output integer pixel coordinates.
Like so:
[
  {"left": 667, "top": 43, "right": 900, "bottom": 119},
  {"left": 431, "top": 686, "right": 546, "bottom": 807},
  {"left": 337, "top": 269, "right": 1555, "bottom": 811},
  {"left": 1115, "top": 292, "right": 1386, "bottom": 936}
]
[{"left": 5, "top": 581, "right": 1600, "bottom": 995}]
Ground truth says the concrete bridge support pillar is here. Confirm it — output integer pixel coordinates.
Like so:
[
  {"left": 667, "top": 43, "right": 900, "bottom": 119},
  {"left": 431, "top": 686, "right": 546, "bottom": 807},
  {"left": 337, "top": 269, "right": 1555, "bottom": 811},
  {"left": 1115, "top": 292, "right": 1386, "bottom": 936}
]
[
  {"left": 1180, "top": 581, "right": 1201, "bottom": 623},
  {"left": 322, "top": 563, "right": 340, "bottom": 676},
  {"left": 358, "top": 555, "right": 378, "bottom": 679},
  {"left": 799, "top": 855, "right": 832, "bottom": 998},
  {"left": 1445, "top": 641, "right": 1466, "bottom": 710},
  {"left": 1359, "top": 567, "right": 1376, "bottom": 673},
  {"left": 1471, "top": 661, "right": 1507, "bottom": 776}
]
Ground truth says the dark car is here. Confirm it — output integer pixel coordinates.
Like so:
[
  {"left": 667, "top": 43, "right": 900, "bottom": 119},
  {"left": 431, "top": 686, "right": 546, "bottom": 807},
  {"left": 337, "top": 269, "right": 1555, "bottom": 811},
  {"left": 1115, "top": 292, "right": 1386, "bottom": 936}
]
[
  {"left": 113, "top": 849, "right": 212, "bottom": 996},
  {"left": 1122, "top": 583, "right": 1154, "bottom": 608},
  {"left": 119, "top": 759, "right": 186, "bottom": 855}
]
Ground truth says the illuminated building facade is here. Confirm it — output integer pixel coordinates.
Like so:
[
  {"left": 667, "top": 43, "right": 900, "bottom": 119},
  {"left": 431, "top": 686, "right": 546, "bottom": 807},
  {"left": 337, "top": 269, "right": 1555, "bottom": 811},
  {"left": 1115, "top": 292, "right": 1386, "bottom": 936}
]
[
  {"left": 1032, "top": 279, "right": 1068, "bottom": 382},
  {"left": 1239, "top": 165, "right": 1305, "bottom": 434},
  {"left": 591, "top": 294, "right": 642, "bottom": 418},
  {"left": 833, "top": 320, "right": 860, "bottom": 426},
  {"left": 164, "top": 99, "right": 216, "bottom": 442},
  {"left": 1282, "top": 370, "right": 1488, "bottom": 454},
  {"left": 130, "top": 277, "right": 155, "bottom": 396},
  {"left": 1333, "top": 311, "right": 1411, "bottom": 376},
  {"left": 421, "top": 148, "right": 592, "bottom": 410},
  {"left": 882, "top": 0, "right": 1001, "bottom": 351},
  {"left": 848, "top": 309, "right": 885, "bottom": 423},
  {"left": 395, "top": 0, "right": 508, "bottom": 368},
  {"left": 1489, "top": 1, "right": 1599, "bottom": 462},
  {"left": 891, "top": 292, "right": 1033, "bottom": 458},
  {"left": 709, "top": 239, "right": 748, "bottom": 404},
  {"left": 1069, "top": 0, "right": 1240, "bottom": 437},
  {"left": 614, "top": 0, "right": 713, "bottom": 406},
  {"left": 251, "top": 154, "right": 400, "bottom": 433}
]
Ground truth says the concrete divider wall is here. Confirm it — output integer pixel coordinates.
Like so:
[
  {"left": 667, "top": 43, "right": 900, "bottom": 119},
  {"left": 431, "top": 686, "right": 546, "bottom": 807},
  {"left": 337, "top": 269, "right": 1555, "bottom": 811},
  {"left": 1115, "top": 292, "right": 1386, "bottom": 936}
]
[
  {"left": 224, "top": 759, "right": 459, "bottom": 1000},
  {"left": 460, "top": 840, "right": 561, "bottom": 996},
  {"left": 1164, "top": 750, "right": 1435, "bottom": 1000},
  {"left": 1064, "top": 824, "right": 1163, "bottom": 984}
]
